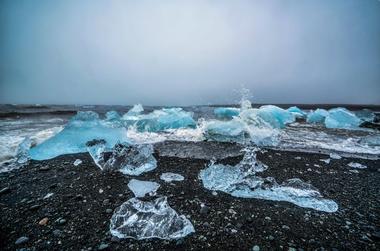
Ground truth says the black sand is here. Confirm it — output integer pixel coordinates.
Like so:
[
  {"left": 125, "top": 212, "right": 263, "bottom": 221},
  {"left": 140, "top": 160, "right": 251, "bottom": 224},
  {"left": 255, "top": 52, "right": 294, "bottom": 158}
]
[{"left": 0, "top": 142, "right": 379, "bottom": 251}]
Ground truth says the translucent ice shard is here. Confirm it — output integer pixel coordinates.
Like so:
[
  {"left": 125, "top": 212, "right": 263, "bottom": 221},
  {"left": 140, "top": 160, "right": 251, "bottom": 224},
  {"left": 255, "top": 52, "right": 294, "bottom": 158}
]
[
  {"left": 329, "top": 153, "right": 342, "bottom": 159},
  {"left": 87, "top": 141, "right": 157, "bottom": 175},
  {"left": 324, "top": 108, "right": 362, "bottom": 129},
  {"left": 105, "top": 111, "right": 121, "bottom": 121},
  {"left": 214, "top": 107, "right": 240, "bottom": 119},
  {"left": 110, "top": 197, "right": 195, "bottom": 240},
  {"left": 128, "top": 179, "right": 160, "bottom": 197},
  {"left": 73, "top": 159, "right": 82, "bottom": 166},
  {"left": 199, "top": 148, "right": 338, "bottom": 212},
  {"left": 347, "top": 162, "right": 367, "bottom": 169},
  {"left": 287, "top": 106, "right": 306, "bottom": 118},
  {"left": 160, "top": 172, "right": 185, "bottom": 182},
  {"left": 306, "top": 109, "right": 329, "bottom": 123},
  {"left": 29, "top": 111, "right": 129, "bottom": 160},
  {"left": 255, "top": 105, "right": 295, "bottom": 129},
  {"left": 124, "top": 104, "right": 144, "bottom": 117},
  {"left": 16, "top": 137, "right": 31, "bottom": 164},
  {"left": 204, "top": 119, "right": 248, "bottom": 143}
]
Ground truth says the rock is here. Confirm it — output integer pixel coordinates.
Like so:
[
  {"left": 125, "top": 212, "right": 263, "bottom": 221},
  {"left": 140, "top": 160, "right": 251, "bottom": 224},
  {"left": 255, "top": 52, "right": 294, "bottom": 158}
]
[
  {"left": 103, "top": 199, "right": 110, "bottom": 205},
  {"left": 53, "top": 229, "right": 63, "bottom": 237},
  {"left": 288, "top": 248, "right": 296, "bottom": 251},
  {"left": 15, "top": 236, "right": 29, "bottom": 245},
  {"left": 38, "top": 217, "right": 49, "bottom": 226},
  {"left": 200, "top": 205, "right": 209, "bottom": 215},
  {"left": 252, "top": 245, "right": 260, "bottom": 251},
  {"left": 268, "top": 235, "right": 275, "bottom": 241},
  {"left": 106, "top": 208, "right": 113, "bottom": 214},
  {"left": 0, "top": 186, "right": 10, "bottom": 195},
  {"left": 282, "top": 225, "right": 290, "bottom": 231},
  {"left": 98, "top": 243, "right": 109, "bottom": 250},
  {"left": 58, "top": 218, "right": 67, "bottom": 225},
  {"left": 39, "top": 166, "right": 50, "bottom": 171},
  {"left": 265, "top": 216, "right": 271, "bottom": 221},
  {"left": 29, "top": 204, "right": 40, "bottom": 211}
]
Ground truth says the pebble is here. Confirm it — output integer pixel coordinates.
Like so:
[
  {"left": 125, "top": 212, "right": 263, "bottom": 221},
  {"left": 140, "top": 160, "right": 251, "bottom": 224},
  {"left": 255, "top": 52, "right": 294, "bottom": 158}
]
[
  {"left": 282, "top": 225, "right": 290, "bottom": 230},
  {"left": 29, "top": 204, "right": 40, "bottom": 211},
  {"left": 268, "top": 235, "right": 275, "bottom": 241},
  {"left": 98, "top": 243, "right": 109, "bottom": 250},
  {"left": 252, "top": 245, "right": 260, "bottom": 251},
  {"left": 200, "top": 205, "right": 209, "bottom": 215},
  {"left": 265, "top": 216, "right": 271, "bottom": 221},
  {"left": 288, "top": 248, "right": 296, "bottom": 251},
  {"left": 38, "top": 217, "right": 49, "bottom": 226},
  {"left": 103, "top": 199, "right": 110, "bottom": 205},
  {"left": 53, "top": 229, "right": 63, "bottom": 237},
  {"left": 39, "top": 166, "right": 50, "bottom": 171},
  {"left": 58, "top": 218, "right": 67, "bottom": 225},
  {"left": 0, "top": 186, "right": 10, "bottom": 195},
  {"left": 15, "top": 236, "right": 29, "bottom": 245},
  {"left": 106, "top": 209, "right": 113, "bottom": 214}
]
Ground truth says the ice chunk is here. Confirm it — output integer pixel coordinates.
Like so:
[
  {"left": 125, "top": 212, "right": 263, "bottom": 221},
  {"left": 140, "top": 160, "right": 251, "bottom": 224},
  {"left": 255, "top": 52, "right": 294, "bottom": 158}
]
[
  {"left": 355, "top": 109, "right": 375, "bottom": 122},
  {"left": 128, "top": 179, "right": 160, "bottom": 197},
  {"left": 87, "top": 141, "right": 157, "bottom": 175},
  {"left": 73, "top": 159, "right": 82, "bottom": 166},
  {"left": 329, "top": 153, "right": 342, "bottom": 159},
  {"left": 237, "top": 147, "right": 267, "bottom": 173},
  {"left": 214, "top": 107, "right": 240, "bottom": 119},
  {"left": 320, "top": 158, "right": 330, "bottom": 164},
  {"left": 105, "top": 111, "right": 121, "bottom": 121},
  {"left": 16, "top": 137, "right": 31, "bottom": 164},
  {"left": 29, "top": 111, "right": 129, "bottom": 160},
  {"left": 204, "top": 119, "right": 248, "bottom": 143},
  {"left": 324, "top": 108, "right": 362, "bottom": 129},
  {"left": 306, "top": 109, "right": 329, "bottom": 123},
  {"left": 124, "top": 104, "right": 144, "bottom": 117},
  {"left": 160, "top": 172, "right": 185, "bottom": 182},
  {"left": 110, "top": 197, "right": 195, "bottom": 240},
  {"left": 256, "top": 105, "right": 295, "bottom": 129},
  {"left": 347, "top": 162, "right": 367, "bottom": 169},
  {"left": 287, "top": 106, "right": 306, "bottom": 118}
]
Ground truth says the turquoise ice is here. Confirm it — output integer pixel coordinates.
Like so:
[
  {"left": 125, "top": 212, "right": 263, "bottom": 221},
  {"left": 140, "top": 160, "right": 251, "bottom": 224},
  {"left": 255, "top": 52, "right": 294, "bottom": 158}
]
[{"left": 214, "top": 107, "right": 240, "bottom": 119}]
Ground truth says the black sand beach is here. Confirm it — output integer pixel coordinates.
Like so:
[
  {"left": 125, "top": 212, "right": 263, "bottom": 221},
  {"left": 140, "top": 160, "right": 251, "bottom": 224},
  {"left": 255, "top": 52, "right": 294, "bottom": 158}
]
[{"left": 0, "top": 142, "right": 379, "bottom": 251}]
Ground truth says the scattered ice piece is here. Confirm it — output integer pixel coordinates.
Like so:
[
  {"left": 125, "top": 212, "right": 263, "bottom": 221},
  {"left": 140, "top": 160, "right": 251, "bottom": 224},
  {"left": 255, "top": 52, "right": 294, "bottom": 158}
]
[
  {"left": 347, "top": 162, "right": 367, "bottom": 169},
  {"left": 320, "top": 158, "right": 330, "bottom": 164},
  {"left": 128, "top": 179, "right": 160, "bottom": 198},
  {"left": 73, "top": 159, "right": 82, "bottom": 166},
  {"left": 43, "top": 193, "right": 54, "bottom": 199},
  {"left": 313, "top": 164, "right": 320, "bottom": 168},
  {"left": 105, "top": 111, "right": 121, "bottom": 121},
  {"left": 294, "top": 156, "right": 302, "bottom": 160},
  {"left": 99, "top": 189, "right": 104, "bottom": 194},
  {"left": 349, "top": 169, "right": 359, "bottom": 174},
  {"left": 325, "top": 108, "right": 362, "bottom": 129},
  {"left": 16, "top": 137, "right": 31, "bottom": 164},
  {"left": 160, "top": 173, "right": 185, "bottom": 183},
  {"left": 214, "top": 107, "right": 240, "bottom": 119},
  {"left": 204, "top": 119, "right": 248, "bottom": 143},
  {"left": 307, "top": 109, "right": 329, "bottom": 123},
  {"left": 87, "top": 142, "right": 157, "bottom": 176},
  {"left": 287, "top": 106, "right": 306, "bottom": 118},
  {"left": 110, "top": 197, "right": 195, "bottom": 240},
  {"left": 329, "top": 153, "right": 342, "bottom": 160}
]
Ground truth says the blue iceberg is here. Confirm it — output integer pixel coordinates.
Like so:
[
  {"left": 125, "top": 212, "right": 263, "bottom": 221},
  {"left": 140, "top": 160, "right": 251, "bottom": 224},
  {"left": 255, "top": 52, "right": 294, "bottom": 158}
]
[
  {"left": 214, "top": 107, "right": 240, "bottom": 119},
  {"left": 306, "top": 109, "right": 329, "bottom": 123},
  {"left": 355, "top": 109, "right": 375, "bottom": 123},
  {"left": 204, "top": 119, "right": 248, "bottom": 143},
  {"left": 123, "top": 104, "right": 144, "bottom": 118},
  {"left": 256, "top": 105, "right": 295, "bottom": 129},
  {"left": 29, "top": 111, "right": 129, "bottom": 160},
  {"left": 105, "top": 110, "right": 121, "bottom": 121},
  {"left": 287, "top": 106, "right": 306, "bottom": 118},
  {"left": 324, "top": 108, "right": 362, "bottom": 129}
]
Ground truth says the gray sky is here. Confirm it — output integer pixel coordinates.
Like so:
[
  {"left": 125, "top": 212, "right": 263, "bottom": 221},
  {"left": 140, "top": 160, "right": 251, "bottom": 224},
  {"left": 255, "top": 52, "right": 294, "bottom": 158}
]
[{"left": 1, "top": 0, "right": 379, "bottom": 105}]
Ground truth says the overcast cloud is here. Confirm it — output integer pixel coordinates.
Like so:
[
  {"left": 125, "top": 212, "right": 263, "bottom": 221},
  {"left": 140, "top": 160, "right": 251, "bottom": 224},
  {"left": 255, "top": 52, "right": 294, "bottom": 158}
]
[{"left": 0, "top": 0, "right": 379, "bottom": 105}]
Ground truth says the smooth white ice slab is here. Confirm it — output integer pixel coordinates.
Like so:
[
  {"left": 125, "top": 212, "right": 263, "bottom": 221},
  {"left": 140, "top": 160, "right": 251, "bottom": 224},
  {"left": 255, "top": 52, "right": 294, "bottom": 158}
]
[
  {"left": 110, "top": 197, "right": 195, "bottom": 240},
  {"left": 160, "top": 173, "right": 185, "bottom": 182},
  {"left": 128, "top": 179, "right": 160, "bottom": 197}
]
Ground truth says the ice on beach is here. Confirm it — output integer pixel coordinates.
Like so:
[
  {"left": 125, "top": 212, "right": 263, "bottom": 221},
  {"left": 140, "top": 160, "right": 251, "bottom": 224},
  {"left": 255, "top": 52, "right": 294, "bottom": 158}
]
[
  {"left": 110, "top": 197, "right": 195, "bottom": 240},
  {"left": 255, "top": 105, "right": 295, "bottom": 129},
  {"left": 199, "top": 148, "right": 338, "bottom": 212},
  {"left": 324, "top": 108, "right": 362, "bottom": 129},
  {"left": 128, "top": 179, "right": 160, "bottom": 197},
  {"left": 73, "top": 159, "right": 82, "bottom": 166},
  {"left": 329, "top": 153, "right": 342, "bottom": 159},
  {"left": 320, "top": 158, "right": 330, "bottom": 164},
  {"left": 359, "top": 135, "right": 380, "bottom": 146},
  {"left": 204, "top": 119, "right": 248, "bottom": 143},
  {"left": 16, "top": 137, "right": 31, "bottom": 164},
  {"left": 123, "top": 104, "right": 144, "bottom": 118},
  {"left": 306, "top": 109, "right": 329, "bottom": 123},
  {"left": 87, "top": 141, "right": 157, "bottom": 175},
  {"left": 160, "top": 172, "right": 185, "bottom": 182},
  {"left": 287, "top": 106, "right": 306, "bottom": 118},
  {"left": 29, "top": 111, "right": 129, "bottom": 160},
  {"left": 214, "top": 107, "right": 240, "bottom": 119},
  {"left": 105, "top": 111, "right": 121, "bottom": 121},
  {"left": 347, "top": 162, "right": 367, "bottom": 169}
]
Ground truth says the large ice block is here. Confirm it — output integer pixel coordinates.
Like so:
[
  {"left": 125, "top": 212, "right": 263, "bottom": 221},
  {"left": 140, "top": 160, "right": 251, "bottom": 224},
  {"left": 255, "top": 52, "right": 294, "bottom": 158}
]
[
  {"left": 324, "top": 108, "right": 362, "bottom": 129},
  {"left": 110, "top": 197, "right": 195, "bottom": 240},
  {"left": 214, "top": 107, "right": 240, "bottom": 119},
  {"left": 306, "top": 109, "right": 329, "bottom": 123},
  {"left": 287, "top": 106, "right": 306, "bottom": 118},
  {"left": 256, "top": 105, "right": 295, "bottom": 129}
]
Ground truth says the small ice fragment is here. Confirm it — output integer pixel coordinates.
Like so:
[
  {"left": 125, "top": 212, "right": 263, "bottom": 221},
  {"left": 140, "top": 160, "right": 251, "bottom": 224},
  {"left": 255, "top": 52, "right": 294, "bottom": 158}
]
[
  {"left": 320, "top": 159, "right": 330, "bottom": 164},
  {"left": 313, "top": 164, "right": 320, "bottom": 168},
  {"left": 349, "top": 169, "right": 359, "bottom": 174},
  {"left": 43, "top": 193, "right": 54, "bottom": 199},
  {"left": 329, "top": 153, "right": 342, "bottom": 160},
  {"left": 73, "top": 159, "right": 82, "bottom": 166},
  {"left": 99, "top": 189, "right": 104, "bottom": 194},
  {"left": 160, "top": 173, "right": 184, "bottom": 183},
  {"left": 110, "top": 197, "right": 195, "bottom": 240},
  {"left": 295, "top": 156, "right": 302, "bottom": 160},
  {"left": 347, "top": 162, "right": 367, "bottom": 169},
  {"left": 128, "top": 179, "right": 160, "bottom": 198}
]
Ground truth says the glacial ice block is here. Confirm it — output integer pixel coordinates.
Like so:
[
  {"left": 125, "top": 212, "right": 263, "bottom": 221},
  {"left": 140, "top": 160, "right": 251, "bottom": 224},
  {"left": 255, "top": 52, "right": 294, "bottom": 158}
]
[
  {"left": 110, "top": 197, "right": 195, "bottom": 240},
  {"left": 214, "top": 107, "right": 240, "bottom": 119},
  {"left": 324, "top": 108, "right": 362, "bottom": 129},
  {"left": 355, "top": 109, "right": 375, "bottom": 123},
  {"left": 29, "top": 111, "right": 129, "bottom": 160},
  {"left": 306, "top": 109, "right": 329, "bottom": 123},
  {"left": 287, "top": 106, "right": 306, "bottom": 118},
  {"left": 124, "top": 104, "right": 144, "bottom": 118},
  {"left": 204, "top": 119, "right": 248, "bottom": 143},
  {"left": 87, "top": 141, "right": 157, "bottom": 175},
  {"left": 16, "top": 137, "right": 32, "bottom": 164},
  {"left": 256, "top": 105, "right": 295, "bottom": 129},
  {"left": 160, "top": 172, "right": 185, "bottom": 182},
  {"left": 128, "top": 179, "right": 160, "bottom": 197},
  {"left": 105, "top": 111, "right": 121, "bottom": 121}
]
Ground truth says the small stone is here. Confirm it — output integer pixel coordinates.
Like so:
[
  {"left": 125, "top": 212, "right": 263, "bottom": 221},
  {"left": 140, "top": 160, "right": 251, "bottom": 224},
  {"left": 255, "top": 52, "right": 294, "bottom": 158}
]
[
  {"left": 0, "top": 187, "right": 10, "bottom": 195},
  {"left": 15, "top": 236, "right": 29, "bottom": 245},
  {"left": 58, "top": 219, "right": 67, "bottom": 225},
  {"left": 98, "top": 243, "right": 109, "bottom": 250},
  {"left": 39, "top": 166, "right": 50, "bottom": 171},
  {"left": 29, "top": 204, "right": 40, "bottom": 211},
  {"left": 282, "top": 225, "right": 290, "bottom": 230},
  {"left": 99, "top": 189, "right": 104, "bottom": 194},
  {"left": 106, "top": 208, "right": 113, "bottom": 214},
  {"left": 252, "top": 245, "right": 260, "bottom": 251},
  {"left": 212, "top": 191, "right": 218, "bottom": 196},
  {"left": 268, "top": 235, "right": 275, "bottom": 241},
  {"left": 200, "top": 205, "right": 209, "bottom": 215},
  {"left": 103, "top": 199, "right": 110, "bottom": 205},
  {"left": 264, "top": 216, "right": 271, "bottom": 221},
  {"left": 38, "top": 217, "right": 49, "bottom": 226},
  {"left": 53, "top": 229, "right": 62, "bottom": 237},
  {"left": 288, "top": 248, "right": 296, "bottom": 251}
]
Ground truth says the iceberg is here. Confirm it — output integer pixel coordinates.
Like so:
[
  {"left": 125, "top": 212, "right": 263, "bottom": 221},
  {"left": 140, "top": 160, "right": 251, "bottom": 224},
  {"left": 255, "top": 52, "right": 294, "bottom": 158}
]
[
  {"left": 214, "top": 107, "right": 240, "bottom": 119},
  {"left": 29, "top": 111, "right": 129, "bottom": 160},
  {"left": 110, "top": 197, "right": 195, "bottom": 240},
  {"left": 256, "top": 105, "right": 295, "bottom": 129},
  {"left": 128, "top": 179, "right": 160, "bottom": 197},
  {"left": 160, "top": 172, "right": 185, "bottom": 182},
  {"left": 324, "top": 108, "right": 362, "bottom": 129},
  {"left": 287, "top": 106, "right": 306, "bottom": 118},
  {"left": 199, "top": 147, "right": 338, "bottom": 212},
  {"left": 87, "top": 141, "right": 157, "bottom": 175},
  {"left": 306, "top": 109, "right": 329, "bottom": 123}
]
